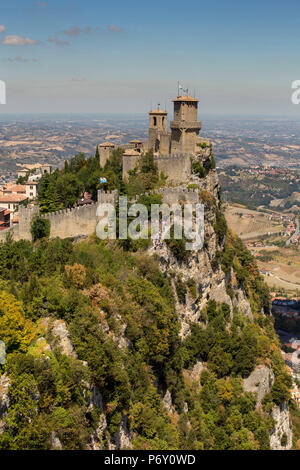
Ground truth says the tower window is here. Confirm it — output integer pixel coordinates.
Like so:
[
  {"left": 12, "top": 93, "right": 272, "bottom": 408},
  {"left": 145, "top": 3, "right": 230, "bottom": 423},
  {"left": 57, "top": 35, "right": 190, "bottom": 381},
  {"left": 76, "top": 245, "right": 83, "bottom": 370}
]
[{"left": 153, "top": 116, "right": 157, "bottom": 126}]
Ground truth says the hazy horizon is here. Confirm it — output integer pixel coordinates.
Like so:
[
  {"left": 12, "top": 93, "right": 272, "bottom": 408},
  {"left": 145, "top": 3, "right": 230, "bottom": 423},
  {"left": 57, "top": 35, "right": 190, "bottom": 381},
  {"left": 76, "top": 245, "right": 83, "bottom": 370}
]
[
  {"left": 2, "top": 112, "right": 300, "bottom": 121},
  {"left": 1, "top": 0, "right": 300, "bottom": 116}
]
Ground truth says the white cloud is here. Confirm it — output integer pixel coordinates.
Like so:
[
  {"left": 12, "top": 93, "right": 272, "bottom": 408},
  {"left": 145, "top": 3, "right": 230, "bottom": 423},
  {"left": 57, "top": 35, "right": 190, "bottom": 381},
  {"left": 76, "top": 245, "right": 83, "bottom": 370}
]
[
  {"left": 2, "top": 35, "right": 39, "bottom": 46},
  {"left": 48, "top": 36, "right": 70, "bottom": 46},
  {"left": 62, "top": 26, "right": 80, "bottom": 36},
  {"left": 62, "top": 26, "right": 93, "bottom": 36},
  {"left": 0, "top": 25, "right": 6, "bottom": 34},
  {"left": 108, "top": 25, "right": 122, "bottom": 32},
  {"left": 6, "top": 56, "right": 38, "bottom": 63}
]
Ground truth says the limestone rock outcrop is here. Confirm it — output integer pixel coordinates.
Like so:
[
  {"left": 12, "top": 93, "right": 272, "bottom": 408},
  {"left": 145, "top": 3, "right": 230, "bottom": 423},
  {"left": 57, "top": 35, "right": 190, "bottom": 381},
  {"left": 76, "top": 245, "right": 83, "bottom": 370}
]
[
  {"left": 0, "top": 373, "right": 10, "bottom": 431},
  {"left": 243, "top": 366, "right": 293, "bottom": 450},
  {"left": 162, "top": 389, "right": 173, "bottom": 414},
  {"left": 114, "top": 414, "right": 132, "bottom": 450},
  {"left": 90, "top": 414, "right": 108, "bottom": 450},
  {"left": 243, "top": 365, "right": 275, "bottom": 407},
  {"left": 157, "top": 177, "right": 253, "bottom": 336},
  {"left": 50, "top": 431, "right": 63, "bottom": 450},
  {"left": 270, "top": 402, "right": 292, "bottom": 450},
  {"left": 190, "top": 360, "right": 206, "bottom": 382},
  {"left": 40, "top": 317, "right": 77, "bottom": 358}
]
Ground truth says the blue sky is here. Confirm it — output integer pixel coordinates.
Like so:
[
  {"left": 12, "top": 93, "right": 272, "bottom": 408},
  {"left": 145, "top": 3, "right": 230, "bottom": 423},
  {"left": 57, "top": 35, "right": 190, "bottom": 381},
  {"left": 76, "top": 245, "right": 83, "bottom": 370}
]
[{"left": 1, "top": 0, "right": 300, "bottom": 115}]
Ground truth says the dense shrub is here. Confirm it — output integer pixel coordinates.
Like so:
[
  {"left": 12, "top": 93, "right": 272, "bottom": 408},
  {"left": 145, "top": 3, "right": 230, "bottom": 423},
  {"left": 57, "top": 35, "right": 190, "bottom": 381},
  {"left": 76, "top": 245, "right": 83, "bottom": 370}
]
[
  {"left": 192, "top": 161, "right": 206, "bottom": 178},
  {"left": 31, "top": 217, "right": 50, "bottom": 241}
]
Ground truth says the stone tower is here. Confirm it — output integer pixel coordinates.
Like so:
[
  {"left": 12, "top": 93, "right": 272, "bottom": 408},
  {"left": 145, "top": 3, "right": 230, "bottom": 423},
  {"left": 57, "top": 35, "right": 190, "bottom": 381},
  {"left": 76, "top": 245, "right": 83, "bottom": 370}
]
[
  {"left": 148, "top": 107, "right": 170, "bottom": 155},
  {"left": 170, "top": 95, "right": 201, "bottom": 155},
  {"left": 122, "top": 148, "right": 141, "bottom": 182},
  {"left": 99, "top": 142, "right": 115, "bottom": 168},
  {"left": 18, "top": 205, "right": 40, "bottom": 241}
]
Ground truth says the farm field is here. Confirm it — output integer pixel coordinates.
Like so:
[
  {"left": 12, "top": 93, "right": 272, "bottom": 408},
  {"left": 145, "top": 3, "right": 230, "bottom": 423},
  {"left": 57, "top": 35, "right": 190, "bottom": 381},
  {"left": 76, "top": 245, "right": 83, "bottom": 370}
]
[
  {"left": 225, "top": 205, "right": 284, "bottom": 240},
  {"left": 252, "top": 245, "right": 300, "bottom": 294}
]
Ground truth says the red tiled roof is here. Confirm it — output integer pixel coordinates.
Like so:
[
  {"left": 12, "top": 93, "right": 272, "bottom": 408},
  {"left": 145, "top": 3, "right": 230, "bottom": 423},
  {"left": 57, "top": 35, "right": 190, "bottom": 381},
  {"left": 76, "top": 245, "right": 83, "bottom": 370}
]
[
  {"left": 3, "top": 184, "right": 26, "bottom": 193},
  {"left": 99, "top": 142, "right": 115, "bottom": 147},
  {"left": 77, "top": 198, "right": 94, "bottom": 206},
  {"left": 0, "top": 194, "right": 27, "bottom": 203}
]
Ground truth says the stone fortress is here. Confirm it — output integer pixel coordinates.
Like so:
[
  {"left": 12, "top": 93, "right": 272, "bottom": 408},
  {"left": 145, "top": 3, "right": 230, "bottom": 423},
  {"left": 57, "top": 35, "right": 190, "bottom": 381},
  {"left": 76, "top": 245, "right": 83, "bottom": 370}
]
[
  {"left": 99, "top": 92, "right": 213, "bottom": 184},
  {"left": 0, "top": 91, "right": 217, "bottom": 243}
]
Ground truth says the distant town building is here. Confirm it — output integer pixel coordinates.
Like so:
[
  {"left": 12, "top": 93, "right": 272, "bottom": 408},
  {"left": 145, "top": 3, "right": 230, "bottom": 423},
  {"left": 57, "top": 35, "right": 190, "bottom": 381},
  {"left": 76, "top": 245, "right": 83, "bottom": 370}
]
[
  {"left": 0, "top": 194, "right": 27, "bottom": 213},
  {"left": 0, "top": 207, "right": 11, "bottom": 230},
  {"left": 25, "top": 181, "right": 39, "bottom": 199},
  {"left": 17, "top": 163, "right": 52, "bottom": 179},
  {"left": 1, "top": 181, "right": 38, "bottom": 201}
]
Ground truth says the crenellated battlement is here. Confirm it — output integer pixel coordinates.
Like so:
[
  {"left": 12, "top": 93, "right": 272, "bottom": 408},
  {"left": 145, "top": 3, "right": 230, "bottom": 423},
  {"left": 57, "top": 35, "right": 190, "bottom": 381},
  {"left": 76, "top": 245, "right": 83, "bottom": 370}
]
[
  {"left": 40, "top": 202, "right": 98, "bottom": 219},
  {"left": 18, "top": 204, "right": 40, "bottom": 219},
  {"left": 154, "top": 186, "right": 200, "bottom": 205},
  {"left": 0, "top": 198, "right": 101, "bottom": 243},
  {"left": 127, "top": 186, "right": 200, "bottom": 206},
  {"left": 0, "top": 183, "right": 209, "bottom": 244},
  {"left": 97, "top": 189, "right": 118, "bottom": 205},
  {"left": 153, "top": 187, "right": 199, "bottom": 194}
]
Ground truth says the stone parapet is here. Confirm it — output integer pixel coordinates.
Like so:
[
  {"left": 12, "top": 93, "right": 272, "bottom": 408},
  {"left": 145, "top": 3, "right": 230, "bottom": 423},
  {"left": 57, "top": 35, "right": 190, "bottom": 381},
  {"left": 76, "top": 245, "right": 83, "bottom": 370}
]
[{"left": 170, "top": 120, "right": 202, "bottom": 130}]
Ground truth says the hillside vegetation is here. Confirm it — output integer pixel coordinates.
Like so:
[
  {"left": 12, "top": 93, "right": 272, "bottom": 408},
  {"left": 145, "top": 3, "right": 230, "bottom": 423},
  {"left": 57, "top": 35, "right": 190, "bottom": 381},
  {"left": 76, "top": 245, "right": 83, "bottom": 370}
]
[{"left": 0, "top": 151, "right": 294, "bottom": 450}]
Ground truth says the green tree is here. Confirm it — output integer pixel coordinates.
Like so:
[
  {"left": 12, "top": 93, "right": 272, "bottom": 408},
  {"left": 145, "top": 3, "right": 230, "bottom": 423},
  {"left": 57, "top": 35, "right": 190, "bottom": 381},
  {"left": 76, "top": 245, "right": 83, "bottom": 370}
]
[
  {"left": 0, "top": 292, "right": 36, "bottom": 353},
  {"left": 95, "top": 145, "right": 100, "bottom": 161},
  {"left": 38, "top": 171, "right": 62, "bottom": 213},
  {"left": 31, "top": 217, "right": 50, "bottom": 242},
  {"left": 56, "top": 173, "right": 84, "bottom": 208}
]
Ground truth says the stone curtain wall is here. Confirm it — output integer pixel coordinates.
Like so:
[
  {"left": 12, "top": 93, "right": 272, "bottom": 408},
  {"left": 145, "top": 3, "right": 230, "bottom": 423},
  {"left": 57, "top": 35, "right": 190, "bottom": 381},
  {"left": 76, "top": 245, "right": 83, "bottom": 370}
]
[
  {"left": 0, "top": 187, "right": 203, "bottom": 243},
  {"left": 122, "top": 154, "right": 140, "bottom": 182},
  {"left": 0, "top": 227, "right": 14, "bottom": 243},
  {"left": 155, "top": 155, "right": 191, "bottom": 184},
  {"left": 18, "top": 205, "right": 40, "bottom": 240},
  {"left": 41, "top": 204, "right": 98, "bottom": 239},
  {"left": 0, "top": 204, "right": 98, "bottom": 242},
  {"left": 153, "top": 186, "right": 200, "bottom": 205},
  {"left": 122, "top": 154, "right": 192, "bottom": 184},
  {"left": 0, "top": 190, "right": 118, "bottom": 243}
]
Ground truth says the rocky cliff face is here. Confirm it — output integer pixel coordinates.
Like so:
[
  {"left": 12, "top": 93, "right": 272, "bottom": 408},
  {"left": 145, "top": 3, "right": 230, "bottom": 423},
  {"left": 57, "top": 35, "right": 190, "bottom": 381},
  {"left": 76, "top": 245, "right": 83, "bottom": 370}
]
[
  {"left": 270, "top": 402, "right": 292, "bottom": 450},
  {"left": 243, "top": 365, "right": 292, "bottom": 449},
  {"left": 57, "top": 169, "right": 293, "bottom": 449},
  {"left": 150, "top": 168, "right": 293, "bottom": 450},
  {"left": 0, "top": 374, "right": 10, "bottom": 434},
  {"left": 155, "top": 170, "right": 252, "bottom": 337},
  {"left": 243, "top": 365, "right": 275, "bottom": 408}
]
